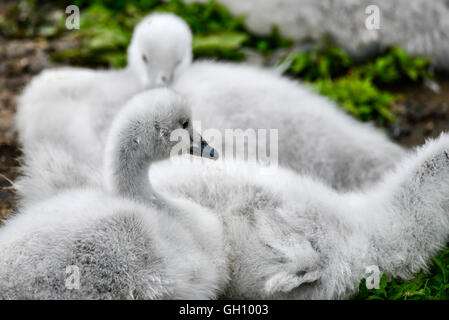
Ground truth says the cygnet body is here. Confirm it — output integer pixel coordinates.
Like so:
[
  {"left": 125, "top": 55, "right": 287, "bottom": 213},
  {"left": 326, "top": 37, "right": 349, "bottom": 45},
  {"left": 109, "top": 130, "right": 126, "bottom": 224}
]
[
  {"left": 173, "top": 61, "right": 406, "bottom": 190},
  {"left": 17, "top": 13, "right": 405, "bottom": 190},
  {"left": 15, "top": 13, "right": 192, "bottom": 165},
  {"left": 187, "top": 0, "right": 449, "bottom": 70},
  {"left": 1, "top": 89, "right": 226, "bottom": 299},
  {"left": 150, "top": 133, "right": 449, "bottom": 299}
]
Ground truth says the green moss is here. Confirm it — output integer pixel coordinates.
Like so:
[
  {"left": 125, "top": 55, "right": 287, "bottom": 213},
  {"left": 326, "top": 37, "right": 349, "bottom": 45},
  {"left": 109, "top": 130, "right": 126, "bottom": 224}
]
[
  {"left": 313, "top": 77, "right": 396, "bottom": 125},
  {"left": 157, "top": 0, "right": 246, "bottom": 35},
  {"left": 283, "top": 43, "right": 431, "bottom": 83},
  {"left": 68, "top": 0, "right": 162, "bottom": 12},
  {"left": 355, "top": 47, "right": 432, "bottom": 85},
  {"left": 193, "top": 33, "right": 247, "bottom": 60},
  {"left": 50, "top": 3, "right": 134, "bottom": 67},
  {"left": 0, "top": 0, "right": 66, "bottom": 38},
  {"left": 244, "top": 27, "right": 292, "bottom": 56},
  {"left": 46, "top": 0, "right": 293, "bottom": 66},
  {"left": 282, "top": 43, "right": 432, "bottom": 125},
  {"left": 283, "top": 43, "right": 353, "bottom": 80},
  {"left": 354, "top": 247, "right": 449, "bottom": 300}
]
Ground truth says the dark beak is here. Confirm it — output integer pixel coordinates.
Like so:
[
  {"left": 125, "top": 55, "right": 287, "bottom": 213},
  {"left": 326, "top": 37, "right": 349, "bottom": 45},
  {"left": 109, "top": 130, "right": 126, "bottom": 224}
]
[{"left": 189, "top": 133, "right": 219, "bottom": 160}]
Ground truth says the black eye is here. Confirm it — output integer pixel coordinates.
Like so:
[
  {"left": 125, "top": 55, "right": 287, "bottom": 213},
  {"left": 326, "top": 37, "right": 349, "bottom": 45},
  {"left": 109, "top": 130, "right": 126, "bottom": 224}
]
[
  {"left": 142, "top": 54, "right": 148, "bottom": 63},
  {"left": 182, "top": 120, "right": 189, "bottom": 129}
]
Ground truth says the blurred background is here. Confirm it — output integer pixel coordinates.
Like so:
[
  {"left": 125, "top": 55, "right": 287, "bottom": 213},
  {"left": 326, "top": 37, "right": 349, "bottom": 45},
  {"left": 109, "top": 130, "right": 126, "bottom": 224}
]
[
  {"left": 1, "top": 0, "right": 448, "bottom": 220},
  {"left": 0, "top": 0, "right": 449, "bottom": 299}
]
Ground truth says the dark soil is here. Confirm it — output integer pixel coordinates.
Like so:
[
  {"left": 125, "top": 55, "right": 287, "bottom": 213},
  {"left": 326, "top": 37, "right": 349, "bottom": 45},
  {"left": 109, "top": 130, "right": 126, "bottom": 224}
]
[
  {"left": 388, "top": 77, "right": 449, "bottom": 147},
  {"left": 0, "top": 37, "right": 75, "bottom": 220},
  {"left": 1, "top": 37, "right": 449, "bottom": 220}
]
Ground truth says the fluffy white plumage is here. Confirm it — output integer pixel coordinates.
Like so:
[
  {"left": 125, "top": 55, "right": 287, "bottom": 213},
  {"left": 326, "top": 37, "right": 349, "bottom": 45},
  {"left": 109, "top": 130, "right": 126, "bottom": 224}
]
[
  {"left": 12, "top": 105, "right": 449, "bottom": 299},
  {"left": 20, "top": 60, "right": 404, "bottom": 191},
  {"left": 173, "top": 61, "right": 406, "bottom": 190},
  {"left": 2, "top": 89, "right": 227, "bottom": 299},
  {"left": 9, "top": 10, "right": 445, "bottom": 300},
  {"left": 186, "top": 0, "right": 449, "bottom": 70},
  {"left": 16, "top": 13, "right": 406, "bottom": 190},
  {"left": 12, "top": 88, "right": 341, "bottom": 299},
  {"left": 150, "top": 133, "right": 449, "bottom": 299},
  {"left": 15, "top": 13, "right": 192, "bottom": 162}
]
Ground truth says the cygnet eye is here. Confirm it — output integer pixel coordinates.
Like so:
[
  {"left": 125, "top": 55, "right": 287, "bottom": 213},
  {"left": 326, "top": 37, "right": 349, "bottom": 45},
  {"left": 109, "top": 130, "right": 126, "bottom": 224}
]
[
  {"left": 182, "top": 120, "right": 189, "bottom": 129},
  {"left": 142, "top": 54, "right": 148, "bottom": 64}
]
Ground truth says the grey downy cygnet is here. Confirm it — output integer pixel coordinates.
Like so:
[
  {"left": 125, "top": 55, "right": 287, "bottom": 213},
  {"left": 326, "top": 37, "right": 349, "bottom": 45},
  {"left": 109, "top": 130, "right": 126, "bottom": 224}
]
[
  {"left": 1, "top": 88, "right": 225, "bottom": 299},
  {"left": 150, "top": 132, "right": 449, "bottom": 299},
  {"left": 201, "top": 0, "right": 449, "bottom": 71},
  {"left": 17, "top": 13, "right": 405, "bottom": 191},
  {"left": 173, "top": 60, "right": 406, "bottom": 190},
  {"left": 15, "top": 13, "right": 192, "bottom": 165}
]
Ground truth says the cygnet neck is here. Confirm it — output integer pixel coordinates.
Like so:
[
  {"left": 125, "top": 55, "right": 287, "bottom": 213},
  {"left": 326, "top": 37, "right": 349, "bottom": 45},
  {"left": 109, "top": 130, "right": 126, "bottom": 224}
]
[{"left": 105, "top": 134, "right": 162, "bottom": 208}]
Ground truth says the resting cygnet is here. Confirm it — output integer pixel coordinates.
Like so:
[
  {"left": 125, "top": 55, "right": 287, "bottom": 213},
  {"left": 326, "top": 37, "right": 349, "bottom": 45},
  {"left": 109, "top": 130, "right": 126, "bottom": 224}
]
[
  {"left": 151, "top": 132, "right": 449, "bottom": 299},
  {"left": 18, "top": 12, "right": 405, "bottom": 191},
  {"left": 14, "top": 90, "right": 332, "bottom": 300},
  {"left": 1, "top": 89, "right": 225, "bottom": 299},
  {"left": 15, "top": 13, "right": 192, "bottom": 164},
  {"left": 173, "top": 61, "right": 406, "bottom": 190},
  {"left": 191, "top": 0, "right": 449, "bottom": 70}
]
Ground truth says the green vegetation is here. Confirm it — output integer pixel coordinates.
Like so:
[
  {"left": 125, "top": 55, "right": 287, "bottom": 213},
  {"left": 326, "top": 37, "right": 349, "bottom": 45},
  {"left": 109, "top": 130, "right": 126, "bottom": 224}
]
[
  {"left": 1, "top": 1, "right": 430, "bottom": 124},
  {"left": 313, "top": 77, "right": 395, "bottom": 125},
  {"left": 1, "top": 0, "right": 291, "bottom": 65},
  {"left": 355, "top": 46, "right": 432, "bottom": 85},
  {"left": 0, "top": 0, "right": 445, "bottom": 300},
  {"left": 283, "top": 43, "right": 431, "bottom": 125},
  {"left": 30, "top": 0, "right": 290, "bottom": 65},
  {"left": 65, "top": 0, "right": 251, "bottom": 64},
  {"left": 355, "top": 247, "right": 449, "bottom": 300},
  {"left": 0, "top": 0, "right": 65, "bottom": 38},
  {"left": 283, "top": 44, "right": 431, "bottom": 83},
  {"left": 283, "top": 44, "right": 352, "bottom": 81}
]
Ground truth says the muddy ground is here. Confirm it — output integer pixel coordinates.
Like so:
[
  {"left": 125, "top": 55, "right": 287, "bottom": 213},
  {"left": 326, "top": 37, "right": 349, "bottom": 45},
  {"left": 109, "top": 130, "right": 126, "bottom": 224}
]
[
  {"left": 0, "top": 37, "right": 72, "bottom": 220},
  {"left": 1, "top": 37, "right": 449, "bottom": 221}
]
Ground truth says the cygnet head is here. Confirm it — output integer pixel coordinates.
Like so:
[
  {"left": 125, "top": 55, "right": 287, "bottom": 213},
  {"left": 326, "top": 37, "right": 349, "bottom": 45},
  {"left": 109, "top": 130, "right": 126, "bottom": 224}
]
[
  {"left": 107, "top": 88, "right": 217, "bottom": 164},
  {"left": 127, "top": 13, "right": 193, "bottom": 88},
  {"left": 105, "top": 88, "right": 217, "bottom": 200}
]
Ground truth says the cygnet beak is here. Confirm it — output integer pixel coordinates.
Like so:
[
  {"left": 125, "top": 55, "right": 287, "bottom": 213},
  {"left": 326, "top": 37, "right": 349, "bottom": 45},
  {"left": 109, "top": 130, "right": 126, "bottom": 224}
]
[
  {"left": 155, "top": 73, "right": 173, "bottom": 87},
  {"left": 189, "top": 133, "right": 219, "bottom": 160}
]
